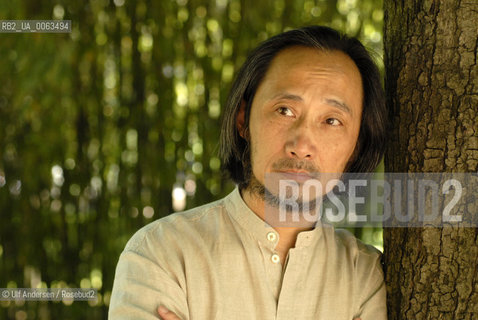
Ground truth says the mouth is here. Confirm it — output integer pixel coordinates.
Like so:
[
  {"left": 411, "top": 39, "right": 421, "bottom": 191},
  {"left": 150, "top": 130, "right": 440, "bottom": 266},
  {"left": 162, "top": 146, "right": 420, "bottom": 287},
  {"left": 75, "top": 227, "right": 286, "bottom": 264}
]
[{"left": 274, "top": 171, "right": 317, "bottom": 183}]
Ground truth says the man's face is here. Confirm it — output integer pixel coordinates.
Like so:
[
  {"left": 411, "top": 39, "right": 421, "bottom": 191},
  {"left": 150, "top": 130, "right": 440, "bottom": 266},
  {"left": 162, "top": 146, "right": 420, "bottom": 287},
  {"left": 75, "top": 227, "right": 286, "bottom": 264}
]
[{"left": 237, "top": 46, "right": 363, "bottom": 200}]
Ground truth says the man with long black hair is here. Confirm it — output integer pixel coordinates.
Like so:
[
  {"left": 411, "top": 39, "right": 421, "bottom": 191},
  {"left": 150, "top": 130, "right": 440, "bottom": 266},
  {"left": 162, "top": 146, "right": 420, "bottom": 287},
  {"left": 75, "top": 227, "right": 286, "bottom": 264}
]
[{"left": 110, "top": 25, "right": 388, "bottom": 320}]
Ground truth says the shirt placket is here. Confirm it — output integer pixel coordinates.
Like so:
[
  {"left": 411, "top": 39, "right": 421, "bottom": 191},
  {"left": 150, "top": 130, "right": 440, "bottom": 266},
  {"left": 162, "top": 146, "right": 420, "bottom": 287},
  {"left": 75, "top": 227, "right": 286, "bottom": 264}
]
[
  {"left": 276, "top": 232, "right": 315, "bottom": 319},
  {"left": 261, "top": 231, "right": 283, "bottom": 302},
  {"left": 275, "top": 247, "right": 305, "bottom": 319}
]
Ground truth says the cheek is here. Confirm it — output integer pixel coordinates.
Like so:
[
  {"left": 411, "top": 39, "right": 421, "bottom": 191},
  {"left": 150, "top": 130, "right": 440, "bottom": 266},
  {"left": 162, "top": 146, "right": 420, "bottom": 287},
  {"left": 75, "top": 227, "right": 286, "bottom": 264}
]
[
  {"left": 249, "top": 125, "right": 283, "bottom": 172},
  {"left": 320, "top": 139, "right": 357, "bottom": 165}
]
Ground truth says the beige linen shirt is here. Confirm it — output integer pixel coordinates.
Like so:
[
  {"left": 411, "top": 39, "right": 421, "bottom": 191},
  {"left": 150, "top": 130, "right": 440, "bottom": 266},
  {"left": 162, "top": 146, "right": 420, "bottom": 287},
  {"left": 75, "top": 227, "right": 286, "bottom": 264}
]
[{"left": 109, "top": 188, "right": 386, "bottom": 319}]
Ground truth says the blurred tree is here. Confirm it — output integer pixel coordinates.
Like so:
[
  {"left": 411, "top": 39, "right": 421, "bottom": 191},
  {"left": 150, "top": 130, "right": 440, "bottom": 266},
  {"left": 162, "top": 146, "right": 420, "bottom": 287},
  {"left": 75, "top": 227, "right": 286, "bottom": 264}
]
[
  {"left": 383, "top": 0, "right": 478, "bottom": 319},
  {"left": 0, "top": 0, "right": 384, "bottom": 318}
]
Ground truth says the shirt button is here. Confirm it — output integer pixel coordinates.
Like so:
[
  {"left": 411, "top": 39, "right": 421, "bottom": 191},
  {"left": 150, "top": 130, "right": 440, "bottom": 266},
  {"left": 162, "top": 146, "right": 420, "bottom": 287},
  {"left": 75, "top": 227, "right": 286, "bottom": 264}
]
[
  {"left": 267, "top": 232, "right": 277, "bottom": 242},
  {"left": 271, "top": 253, "right": 280, "bottom": 264}
]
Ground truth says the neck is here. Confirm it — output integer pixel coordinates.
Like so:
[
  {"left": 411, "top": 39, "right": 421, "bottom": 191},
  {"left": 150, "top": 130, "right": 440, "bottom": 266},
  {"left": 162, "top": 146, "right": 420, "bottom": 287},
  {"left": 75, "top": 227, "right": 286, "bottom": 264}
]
[{"left": 241, "top": 187, "right": 316, "bottom": 249}]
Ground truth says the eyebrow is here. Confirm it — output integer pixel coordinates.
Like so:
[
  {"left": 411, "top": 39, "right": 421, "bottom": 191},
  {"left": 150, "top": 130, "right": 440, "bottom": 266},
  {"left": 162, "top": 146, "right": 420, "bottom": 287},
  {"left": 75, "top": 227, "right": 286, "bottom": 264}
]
[
  {"left": 324, "top": 98, "right": 353, "bottom": 115},
  {"left": 272, "top": 93, "right": 303, "bottom": 102},
  {"left": 271, "top": 92, "right": 353, "bottom": 115}
]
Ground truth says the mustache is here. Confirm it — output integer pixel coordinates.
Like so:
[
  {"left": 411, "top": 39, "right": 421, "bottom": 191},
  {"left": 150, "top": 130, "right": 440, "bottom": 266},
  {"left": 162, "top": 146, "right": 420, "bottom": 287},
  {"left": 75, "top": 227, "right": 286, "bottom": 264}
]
[{"left": 271, "top": 159, "right": 319, "bottom": 177}]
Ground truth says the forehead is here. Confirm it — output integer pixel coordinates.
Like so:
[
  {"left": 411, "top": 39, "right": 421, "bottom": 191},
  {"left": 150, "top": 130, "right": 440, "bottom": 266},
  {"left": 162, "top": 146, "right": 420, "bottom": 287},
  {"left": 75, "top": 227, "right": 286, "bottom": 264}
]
[
  {"left": 264, "top": 46, "right": 361, "bottom": 85},
  {"left": 254, "top": 46, "right": 363, "bottom": 110}
]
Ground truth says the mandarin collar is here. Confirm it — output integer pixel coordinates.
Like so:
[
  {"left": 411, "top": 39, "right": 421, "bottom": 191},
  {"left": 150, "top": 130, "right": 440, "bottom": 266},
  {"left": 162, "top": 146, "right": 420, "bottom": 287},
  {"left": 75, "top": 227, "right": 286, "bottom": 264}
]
[{"left": 224, "top": 187, "right": 323, "bottom": 249}]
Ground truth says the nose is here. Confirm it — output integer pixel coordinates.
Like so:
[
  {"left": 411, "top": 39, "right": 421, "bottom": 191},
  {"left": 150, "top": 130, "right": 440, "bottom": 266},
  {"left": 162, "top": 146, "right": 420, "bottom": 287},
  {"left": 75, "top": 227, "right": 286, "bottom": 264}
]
[{"left": 284, "top": 120, "right": 317, "bottom": 160}]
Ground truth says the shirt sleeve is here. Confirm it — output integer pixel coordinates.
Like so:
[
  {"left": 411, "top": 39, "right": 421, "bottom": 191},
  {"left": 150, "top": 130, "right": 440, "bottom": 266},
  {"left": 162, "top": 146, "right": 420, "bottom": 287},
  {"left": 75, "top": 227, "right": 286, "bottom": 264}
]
[{"left": 108, "top": 225, "right": 190, "bottom": 320}]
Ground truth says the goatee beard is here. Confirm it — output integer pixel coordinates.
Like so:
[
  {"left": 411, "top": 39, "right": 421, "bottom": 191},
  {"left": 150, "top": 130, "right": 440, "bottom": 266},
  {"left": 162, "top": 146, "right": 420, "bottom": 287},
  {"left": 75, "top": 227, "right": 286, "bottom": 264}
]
[{"left": 244, "top": 172, "right": 321, "bottom": 213}]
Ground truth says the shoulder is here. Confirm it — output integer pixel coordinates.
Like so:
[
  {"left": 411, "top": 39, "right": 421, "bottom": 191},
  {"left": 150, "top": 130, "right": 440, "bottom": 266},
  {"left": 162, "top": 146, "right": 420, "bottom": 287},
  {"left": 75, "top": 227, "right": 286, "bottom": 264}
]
[
  {"left": 329, "top": 228, "right": 383, "bottom": 276},
  {"left": 123, "top": 197, "right": 228, "bottom": 254},
  {"left": 333, "top": 228, "right": 382, "bottom": 258}
]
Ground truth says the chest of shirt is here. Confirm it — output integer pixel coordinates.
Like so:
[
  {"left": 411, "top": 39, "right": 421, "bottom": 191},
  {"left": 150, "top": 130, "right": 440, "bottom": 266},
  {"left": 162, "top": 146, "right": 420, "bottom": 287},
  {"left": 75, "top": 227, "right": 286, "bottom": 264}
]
[{"left": 174, "top": 232, "right": 359, "bottom": 320}]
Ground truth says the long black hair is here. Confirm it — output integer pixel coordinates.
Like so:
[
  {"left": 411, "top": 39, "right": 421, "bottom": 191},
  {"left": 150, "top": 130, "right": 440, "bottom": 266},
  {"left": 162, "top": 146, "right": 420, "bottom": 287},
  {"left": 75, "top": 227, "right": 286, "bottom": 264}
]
[{"left": 219, "top": 26, "right": 388, "bottom": 188}]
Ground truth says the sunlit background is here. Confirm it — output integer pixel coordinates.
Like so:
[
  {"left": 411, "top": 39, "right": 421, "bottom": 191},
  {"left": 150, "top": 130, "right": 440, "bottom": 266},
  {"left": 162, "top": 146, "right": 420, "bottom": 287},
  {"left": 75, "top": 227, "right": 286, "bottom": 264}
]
[{"left": 0, "top": 0, "right": 383, "bottom": 318}]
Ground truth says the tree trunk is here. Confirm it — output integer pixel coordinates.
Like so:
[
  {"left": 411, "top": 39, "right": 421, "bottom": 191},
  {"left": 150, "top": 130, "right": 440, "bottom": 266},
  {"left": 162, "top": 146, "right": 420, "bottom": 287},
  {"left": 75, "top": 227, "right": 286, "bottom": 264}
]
[{"left": 383, "top": 1, "right": 478, "bottom": 319}]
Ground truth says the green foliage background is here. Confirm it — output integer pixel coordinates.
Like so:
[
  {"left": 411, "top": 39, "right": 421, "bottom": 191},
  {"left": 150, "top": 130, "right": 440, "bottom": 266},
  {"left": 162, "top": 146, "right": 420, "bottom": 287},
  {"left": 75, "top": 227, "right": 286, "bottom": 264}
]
[{"left": 0, "top": 0, "right": 383, "bottom": 318}]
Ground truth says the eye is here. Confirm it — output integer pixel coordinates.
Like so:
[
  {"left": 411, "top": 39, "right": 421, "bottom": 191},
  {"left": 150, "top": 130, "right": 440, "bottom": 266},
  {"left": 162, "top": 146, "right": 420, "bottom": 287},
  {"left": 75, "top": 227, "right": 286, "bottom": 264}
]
[
  {"left": 277, "top": 106, "right": 294, "bottom": 117},
  {"left": 325, "top": 118, "right": 342, "bottom": 126}
]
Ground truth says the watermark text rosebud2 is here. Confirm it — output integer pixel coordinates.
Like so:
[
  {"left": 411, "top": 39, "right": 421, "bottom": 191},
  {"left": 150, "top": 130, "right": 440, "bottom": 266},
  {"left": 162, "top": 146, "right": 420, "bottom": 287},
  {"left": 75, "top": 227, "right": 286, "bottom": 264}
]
[{"left": 263, "top": 173, "right": 477, "bottom": 228}]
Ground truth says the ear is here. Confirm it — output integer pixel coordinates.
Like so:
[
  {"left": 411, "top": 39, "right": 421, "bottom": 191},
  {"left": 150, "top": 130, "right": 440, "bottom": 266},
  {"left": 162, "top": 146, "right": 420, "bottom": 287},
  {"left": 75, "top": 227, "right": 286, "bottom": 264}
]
[{"left": 236, "top": 100, "right": 246, "bottom": 138}]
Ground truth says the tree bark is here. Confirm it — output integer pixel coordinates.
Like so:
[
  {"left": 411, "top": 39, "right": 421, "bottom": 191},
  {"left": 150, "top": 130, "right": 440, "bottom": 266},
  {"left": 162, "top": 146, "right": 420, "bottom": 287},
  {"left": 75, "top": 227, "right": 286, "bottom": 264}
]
[{"left": 383, "top": 1, "right": 478, "bottom": 319}]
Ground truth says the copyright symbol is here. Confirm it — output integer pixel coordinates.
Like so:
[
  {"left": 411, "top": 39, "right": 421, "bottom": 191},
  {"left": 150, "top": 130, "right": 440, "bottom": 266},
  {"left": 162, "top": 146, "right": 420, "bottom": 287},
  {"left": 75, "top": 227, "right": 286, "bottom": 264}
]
[{"left": 2, "top": 290, "right": 9, "bottom": 298}]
